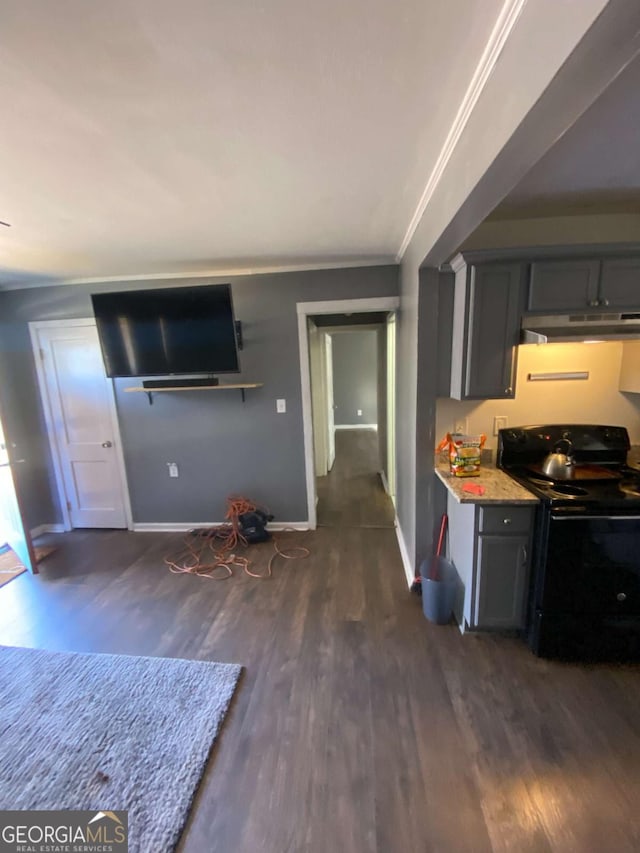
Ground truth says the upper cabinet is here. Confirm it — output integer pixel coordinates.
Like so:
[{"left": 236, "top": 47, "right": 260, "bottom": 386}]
[
  {"left": 599, "top": 258, "right": 640, "bottom": 308},
  {"left": 528, "top": 260, "right": 600, "bottom": 311},
  {"left": 450, "top": 258, "right": 524, "bottom": 400},
  {"left": 528, "top": 257, "right": 640, "bottom": 313},
  {"left": 443, "top": 248, "right": 640, "bottom": 403}
]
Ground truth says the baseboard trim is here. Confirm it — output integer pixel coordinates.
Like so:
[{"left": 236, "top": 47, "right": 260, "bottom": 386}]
[
  {"left": 334, "top": 424, "right": 377, "bottom": 431},
  {"left": 131, "top": 521, "right": 310, "bottom": 533},
  {"left": 30, "top": 524, "right": 66, "bottom": 538},
  {"left": 394, "top": 519, "right": 415, "bottom": 588}
]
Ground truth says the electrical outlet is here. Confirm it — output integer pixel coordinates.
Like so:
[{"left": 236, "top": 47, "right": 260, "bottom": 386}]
[
  {"left": 454, "top": 418, "right": 468, "bottom": 435},
  {"left": 167, "top": 462, "right": 179, "bottom": 478},
  {"left": 493, "top": 415, "right": 508, "bottom": 435},
  {"left": 276, "top": 398, "right": 286, "bottom": 413}
]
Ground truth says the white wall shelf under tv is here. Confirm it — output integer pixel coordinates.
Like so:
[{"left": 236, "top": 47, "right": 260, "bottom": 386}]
[{"left": 125, "top": 383, "right": 263, "bottom": 405}]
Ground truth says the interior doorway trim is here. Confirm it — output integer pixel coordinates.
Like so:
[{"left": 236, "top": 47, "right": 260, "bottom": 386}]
[
  {"left": 296, "top": 296, "right": 399, "bottom": 528},
  {"left": 29, "top": 318, "right": 133, "bottom": 532}
]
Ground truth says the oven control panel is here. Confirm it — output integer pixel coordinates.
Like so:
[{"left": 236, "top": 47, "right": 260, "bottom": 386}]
[{"left": 498, "top": 424, "right": 630, "bottom": 468}]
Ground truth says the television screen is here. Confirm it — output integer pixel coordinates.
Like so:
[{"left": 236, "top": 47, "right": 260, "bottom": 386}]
[{"left": 91, "top": 284, "right": 240, "bottom": 377}]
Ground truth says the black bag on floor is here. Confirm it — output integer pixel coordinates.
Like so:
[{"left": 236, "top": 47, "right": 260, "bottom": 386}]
[{"left": 238, "top": 510, "right": 273, "bottom": 543}]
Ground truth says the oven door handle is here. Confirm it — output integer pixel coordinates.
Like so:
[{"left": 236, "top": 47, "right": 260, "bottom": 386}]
[{"left": 550, "top": 514, "right": 640, "bottom": 521}]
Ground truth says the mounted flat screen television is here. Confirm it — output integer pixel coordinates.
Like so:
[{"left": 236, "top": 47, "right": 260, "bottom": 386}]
[{"left": 91, "top": 283, "right": 240, "bottom": 378}]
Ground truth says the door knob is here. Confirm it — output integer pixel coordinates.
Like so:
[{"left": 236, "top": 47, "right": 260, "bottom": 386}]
[
  {"left": 617, "top": 592, "right": 627, "bottom": 602},
  {"left": 101, "top": 441, "right": 113, "bottom": 448}
]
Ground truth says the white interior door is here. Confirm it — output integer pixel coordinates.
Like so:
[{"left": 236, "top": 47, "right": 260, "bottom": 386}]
[
  {"left": 386, "top": 312, "right": 397, "bottom": 503},
  {"left": 0, "top": 414, "right": 35, "bottom": 572},
  {"left": 324, "top": 333, "right": 335, "bottom": 471},
  {"left": 31, "top": 321, "right": 129, "bottom": 529}
]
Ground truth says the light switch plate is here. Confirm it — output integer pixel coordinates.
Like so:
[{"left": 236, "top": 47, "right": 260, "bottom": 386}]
[
  {"left": 454, "top": 418, "right": 468, "bottom": 434},
  {"left": 276, "top": 398, "right": 286, "bottom": 413},
  {"left": 493, "top": 415, "right": 508, "bottom": 435}
]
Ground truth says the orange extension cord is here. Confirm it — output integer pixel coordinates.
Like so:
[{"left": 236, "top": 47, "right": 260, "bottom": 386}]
[{"left": 164, "top": 496, "right": 310, "bottom": 580}]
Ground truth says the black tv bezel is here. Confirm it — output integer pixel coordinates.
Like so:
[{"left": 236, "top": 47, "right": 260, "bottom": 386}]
[{"left": 91, "top": 283, "right": 241, "bottom": 379}]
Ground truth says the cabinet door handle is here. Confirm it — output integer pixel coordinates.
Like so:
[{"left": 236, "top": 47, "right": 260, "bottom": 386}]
[
  {"left": 588, "top": 298, "right": 599, "bottom": 307},
  {"left": 503, "top": 518, "right": 512, "bottom": 525},
  {"left": 521, "top": 545, "right": 528, "bottom": 565},
  {"left": 600, "top": 297, "right": 610, "bottom": 307},
  {"left": 617, "top": 592, "right": 627, "bottom": 602},
  {"left": 504, "top": 387, "right": 512, "bottom": 395}
]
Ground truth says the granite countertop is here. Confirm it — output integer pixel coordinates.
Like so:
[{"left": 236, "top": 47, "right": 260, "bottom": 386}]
[{"left": 434, "top": 457, "right": 539, "bottom": 505}]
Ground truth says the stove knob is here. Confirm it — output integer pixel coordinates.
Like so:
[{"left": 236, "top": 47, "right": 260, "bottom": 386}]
[{"left": 617, "top": 592, "right": 627, "bottom": 602}]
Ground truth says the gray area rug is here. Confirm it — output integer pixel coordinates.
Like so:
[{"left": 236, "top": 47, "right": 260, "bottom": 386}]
[{"left": 0, "top": 645, "right": 241, "bottom": 852}]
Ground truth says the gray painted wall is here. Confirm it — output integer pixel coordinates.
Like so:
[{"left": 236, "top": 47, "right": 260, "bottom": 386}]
[
  {"left": 332, "top": 331, "right": 378, "bottom": 425},
  {"left": 0, "top": 265, "right": 398, "bottom": 527},
  {"left": 396, "top": 258, "right": 419, "bottom": 570},
  {"left": 396, "top": 257, "right": 447, "bottom": 575}
]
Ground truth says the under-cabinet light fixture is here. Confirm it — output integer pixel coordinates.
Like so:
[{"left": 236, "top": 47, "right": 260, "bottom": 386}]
[{"left": 527, "top": 371, "right": 589, "bottom": 382}]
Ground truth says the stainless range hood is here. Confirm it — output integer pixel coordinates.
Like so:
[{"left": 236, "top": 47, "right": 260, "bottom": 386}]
[{"left": 521, "top": 312, "right": 640, "bottom": 344}]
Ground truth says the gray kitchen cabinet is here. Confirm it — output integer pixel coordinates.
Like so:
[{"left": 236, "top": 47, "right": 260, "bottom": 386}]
[
  {"left": 449, "top": 257, "right": 524, "bottom": 400},
  {"left": 436, "top": 270, "right": 454, "bottom": 397},
  {"left": 528, "top": 259, "right": 600, "bottom": 311},
  {"left": 476, "top": 535, "right": 529, "bottom": 628},
  {"left": 529, "top": 257, "right": 640, "bottom": 312},
  {"left": 599, "top": 258, "right": 640, "bottom": 308},
  {"left": 447, "top": 495, "right": 533, "bottom": 631}
]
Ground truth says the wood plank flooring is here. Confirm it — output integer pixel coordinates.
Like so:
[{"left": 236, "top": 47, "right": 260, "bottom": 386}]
[
  {"left": 316, "top": 429, "right": 395, "bottom": 528},
  {"left": 1, "top": 436, "right": 639, "bottom": 851}
]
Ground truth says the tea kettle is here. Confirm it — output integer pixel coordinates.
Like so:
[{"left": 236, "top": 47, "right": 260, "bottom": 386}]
[{"left": 542, "top": 438, "right": 575, "bottom": 479}]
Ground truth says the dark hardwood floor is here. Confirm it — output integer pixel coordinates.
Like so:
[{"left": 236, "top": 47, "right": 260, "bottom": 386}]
[
  {"left": 316, "top": 429, "right": 395, "bottom": 528},
  {"left": 1, "top": 443, "right": 640, "bottom": 851}
]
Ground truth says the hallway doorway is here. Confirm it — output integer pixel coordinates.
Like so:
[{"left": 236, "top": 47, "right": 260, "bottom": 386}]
[{"left": 297, "top": 295, "right": 399, "bottom": 529}]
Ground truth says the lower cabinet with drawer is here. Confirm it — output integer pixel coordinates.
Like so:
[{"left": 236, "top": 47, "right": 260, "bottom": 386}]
[{"left": 447, "top": 495, "right": 534, "bottom": 631}]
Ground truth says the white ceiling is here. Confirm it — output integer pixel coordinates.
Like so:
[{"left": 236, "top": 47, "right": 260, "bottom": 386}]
[
  {"left": 493, "top": 52, "right": 640, "bottom": 219},
  {"left": 0, "top": 0, "right": 505, "bottom": 285}
]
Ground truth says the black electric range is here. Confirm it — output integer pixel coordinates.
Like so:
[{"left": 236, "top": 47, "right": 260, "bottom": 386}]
[{"left": 497, "top": 424, "right": 640, "bottom": 661}]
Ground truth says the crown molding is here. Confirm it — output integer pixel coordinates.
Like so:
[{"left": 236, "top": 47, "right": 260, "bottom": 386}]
[
  {"left": 0, "top": 257, "right": 397, "bottom": 292},
  {"left": 396, "top": 0, "right": 527, "bottom": 261},
  {"left": 440, "top": 242, "right": 640, "bottom": 269},
  {"left": 448, "top": 253, "right": 467, "bottom": 274}
]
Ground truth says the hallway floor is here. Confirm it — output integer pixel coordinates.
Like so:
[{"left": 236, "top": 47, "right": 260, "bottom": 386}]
[{"left": 316, "top": 428, "right": 395, "bottom": 528}]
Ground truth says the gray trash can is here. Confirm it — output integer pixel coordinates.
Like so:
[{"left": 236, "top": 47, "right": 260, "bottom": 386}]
[{"left": 420, "top": 557, "right": 457, "bottom": 625}]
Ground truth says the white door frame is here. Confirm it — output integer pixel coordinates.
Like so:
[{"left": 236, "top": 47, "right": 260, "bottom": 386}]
[
  {"left": 324, "top": 333, "right": 335, "bottom": 471},
  {"left": 297, "top": 297, "right": 399, "bottom": 529},
  {"left": 29, "top": 318, "right": 133, "bottom": 532},
  {"left": 386, "top": 312, "right": 397, "bottom": 504}
]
